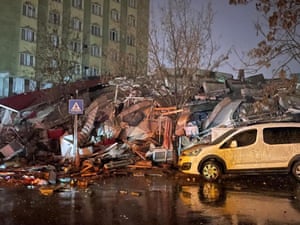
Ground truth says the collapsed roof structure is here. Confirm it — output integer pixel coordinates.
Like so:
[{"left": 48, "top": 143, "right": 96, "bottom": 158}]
[{"left": 0, "top": 73, "right": 300, "bottom": 180}]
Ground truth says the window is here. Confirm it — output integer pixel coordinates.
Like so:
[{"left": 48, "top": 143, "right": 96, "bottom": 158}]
[
  {"left": 91, "top": 24, "right": 102, "bottom": 37},
  {"left": 70, "top": 62, "right": 81, "bottom": 75},
  {"left": 234, "top": 130, "right": 257, "bottom": 147},
  {"left": 128, "top": 0, "right": 136, "bottom": 8},
  {"left": 74, "top": 63, "right": 81, "bottom": 75},
  {"left": 128, "top": 53, "right": 135, "bottom": 65},
  {"left": 111, "top": 9, "right": 120, "bottom": 22},
  {"left": 49, "top": 10, "right": 60, "bottom": 25},
  {"left": 71, "top": 17, "right": 82, "bottom": 31},
  {"left": 83, "top": 66, "right": 89, "bottom": 76},
  {"left": 90, "top": 66, "right": 99, "bottom": 76},
  {"left": 91, "top": 3, "right": 103, "bottom": 16},
  {"left": 128, "top": 15, "right": 136, "bottom": 27},
  {"left": 263, "top": 127, "right": 300, "bottom": 144},
  {"left": 109, "top": 29, "right": 119, "bottom": 42},
  {"left": 52, "top": 0, "right": 61, "bottom": 2},
  {"left": 91, "top": 44, "right": 101, "bottom": 57},
  {"left": 84, "top": 66, "right": 99, "bottom": 76},
  {"left": 70, "top": 41, "right": 82, "bottom": 53},
  {"left": 110, "top": 50, "right": 119, "bottom": 61},
  {"left": 50, "top": 34, "right": 60, "bottom": 47},
  {"left": 23, "top": 2, "right": 36, "bottom": 18},
  {"left": 127, "top": 35, "right": 135, "bottom": 46},
  {"left": 20, "top": 52, "right": 35, "bottom": 66},
  {"left": 72, "top": 0, "right": 83, "bottom": 9},
  {"left": 222, "top": 129, "right": 257, "bottom": 148},
  {"left": 21, "top": 27, "right": 36, "bottom": 42}
]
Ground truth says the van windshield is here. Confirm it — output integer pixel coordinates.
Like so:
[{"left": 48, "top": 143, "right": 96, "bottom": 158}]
[{"left": 211, "top": 128, "right": 237, "bottom": 145}]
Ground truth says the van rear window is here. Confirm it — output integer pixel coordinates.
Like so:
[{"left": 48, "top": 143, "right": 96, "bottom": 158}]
[{"left": 263, "top": 127, "right": 300, "bottom": 144}]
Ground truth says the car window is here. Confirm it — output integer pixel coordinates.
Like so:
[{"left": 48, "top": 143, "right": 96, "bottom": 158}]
[
  {"left": 221, "top": 129, "right": 257, "bottom": 148},
  {"left": 263, "top": 127, "right": 300, "bottom": 144}
]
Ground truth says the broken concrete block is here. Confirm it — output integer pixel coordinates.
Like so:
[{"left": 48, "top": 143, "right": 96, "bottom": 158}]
[{"left": 0, "top": 140, "right": 24, "bottom": 161}]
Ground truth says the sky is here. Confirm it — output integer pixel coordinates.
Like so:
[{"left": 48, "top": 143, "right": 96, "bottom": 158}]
[{"left": 150, "top": 0, "right": 298, "bottom": 78}]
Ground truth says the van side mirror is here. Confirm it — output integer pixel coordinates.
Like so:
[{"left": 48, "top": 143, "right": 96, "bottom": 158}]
[{"left": 230, "top": 140, "right": 238, "bottom": 148}]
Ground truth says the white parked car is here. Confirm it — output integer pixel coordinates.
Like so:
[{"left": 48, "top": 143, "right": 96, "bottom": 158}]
[{"left": 178, "top": 122, "right": 300, "bottom": 181}]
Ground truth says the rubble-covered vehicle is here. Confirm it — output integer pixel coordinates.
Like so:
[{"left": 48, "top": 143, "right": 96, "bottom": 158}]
[{"left": 178, "top": 122, "right": 300, "bottom": 181}]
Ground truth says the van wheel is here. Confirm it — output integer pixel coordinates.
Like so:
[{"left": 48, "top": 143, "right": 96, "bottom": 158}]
[
  {"left": 201, "top": 161, "right": 222, "bottom": 181},
  {"left": 292, "top": 161, "right": 300, "bottom": 181}
]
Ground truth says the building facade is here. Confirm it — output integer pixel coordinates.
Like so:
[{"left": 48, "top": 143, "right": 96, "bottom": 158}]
[{"left": 0, "top": 0, "right": 149, "bottom": 86}]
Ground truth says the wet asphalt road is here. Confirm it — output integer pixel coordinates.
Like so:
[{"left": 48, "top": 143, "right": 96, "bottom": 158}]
[{"left": 0, "top": 171, "right": 300, "bottom": 225}]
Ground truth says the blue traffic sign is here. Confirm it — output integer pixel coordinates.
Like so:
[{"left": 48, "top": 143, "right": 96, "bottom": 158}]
[{"left": 69, "top": 99, "right": 84, "bottom": 114}]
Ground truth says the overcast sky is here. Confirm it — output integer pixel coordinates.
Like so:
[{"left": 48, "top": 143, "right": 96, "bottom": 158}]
[{"left": 150, "top": 0, "right": 298, "bottom": 78}]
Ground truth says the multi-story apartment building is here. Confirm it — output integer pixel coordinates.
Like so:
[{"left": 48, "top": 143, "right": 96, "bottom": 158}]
[{"left": 0, "top": 0, "right": 149, "bottom": 88}]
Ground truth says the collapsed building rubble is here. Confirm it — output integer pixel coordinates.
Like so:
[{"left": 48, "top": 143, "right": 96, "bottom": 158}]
[{"left": 0, "top": 73, "right": 300, "bottom": 190}]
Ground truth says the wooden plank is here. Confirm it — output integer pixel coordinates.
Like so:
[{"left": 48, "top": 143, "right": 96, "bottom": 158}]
[
  {"left": 154, "top": 106, "right": 177, "bottom": 111},
  {"left": 161, "top": 109, "right": 183, "bottom": 116}
]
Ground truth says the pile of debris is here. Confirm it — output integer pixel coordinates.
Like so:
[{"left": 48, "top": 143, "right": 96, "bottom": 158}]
[
  {"left": 0, "top": 73, "right": 300, "bottom": 189},
  {"left": 0, "top": 79, "right": 178, "bottom": 189}
]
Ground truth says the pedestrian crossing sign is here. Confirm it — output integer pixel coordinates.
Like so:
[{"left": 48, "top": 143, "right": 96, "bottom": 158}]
[{"left": 69, "top": 99, "right": 84, "bottom": 114}]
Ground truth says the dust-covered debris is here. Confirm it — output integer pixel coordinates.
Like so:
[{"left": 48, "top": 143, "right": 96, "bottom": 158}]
[{"left": 0, "top": 73, "right": 300, "bottom": 188}]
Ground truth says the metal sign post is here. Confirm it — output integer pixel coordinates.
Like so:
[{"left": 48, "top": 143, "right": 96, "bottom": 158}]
[
  {"left": 68, "top": 92, "right": 84, "bottom": 168},
  {"left": 74, "top": 113, "right": 79, "bottom": 168}
]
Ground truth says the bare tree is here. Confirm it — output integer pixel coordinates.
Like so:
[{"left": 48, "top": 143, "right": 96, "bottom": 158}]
[
  {"left": 149, "top": 0, "right": 230, "bottom": 108},
  {"left": 35, "top": 28, "right": 81, "bottom": 86},
  {"left": 229, "top": 0, "right": 299, "bottom": 76},
  {"left": 34, "top": 2, "right": 82, "bottom": 87},
  {"left": 105, "top": 48, "right": 142, "bottom": 79}
]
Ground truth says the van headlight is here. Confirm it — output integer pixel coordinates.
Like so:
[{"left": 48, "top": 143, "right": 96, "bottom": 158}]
[{"left": 181, "top": 148, "right": 201, "bottom": 156}]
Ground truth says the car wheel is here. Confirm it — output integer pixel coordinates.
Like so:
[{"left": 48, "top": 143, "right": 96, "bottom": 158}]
[
  {"left": 292, "top": 161, "right": 300, "bottom": 181},
  {"left": 201, "top": 161, "right": 222, "bottom": 181}
]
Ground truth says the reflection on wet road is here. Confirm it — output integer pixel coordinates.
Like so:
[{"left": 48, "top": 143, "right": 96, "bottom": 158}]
[{"left": 0, "top": 174, "right": 300, "bottom": 225}]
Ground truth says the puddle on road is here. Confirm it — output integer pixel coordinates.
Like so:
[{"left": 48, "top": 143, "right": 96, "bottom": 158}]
[{"left": 0, "top": 175, "right": 300, "bottom": 225}]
